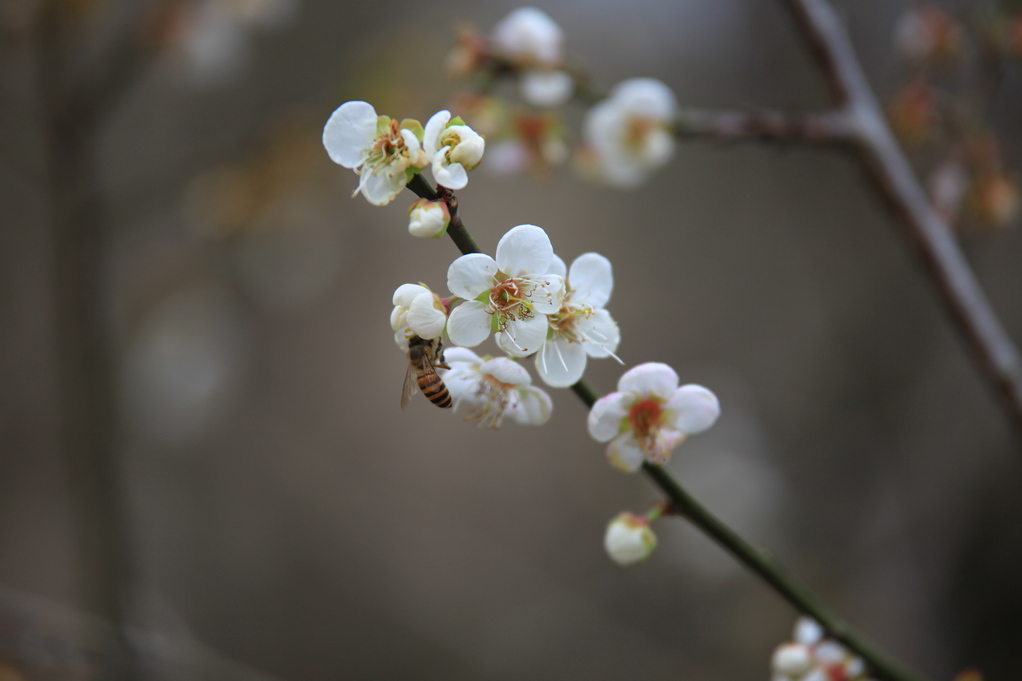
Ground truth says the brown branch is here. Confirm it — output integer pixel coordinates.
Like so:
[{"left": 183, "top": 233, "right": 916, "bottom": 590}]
[
  {"left": 674, "top": 108, "right": 854, "bottom": 143},
  {"left": 784, "top": 0, "right": 1022, "bottom": 442}
]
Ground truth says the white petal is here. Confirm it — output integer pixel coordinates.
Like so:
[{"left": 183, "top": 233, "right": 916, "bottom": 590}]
[
  {"left": 496, "top": 313, "right": 547, "bottom": 357},
  {"left": 578, "top": 309, "right": 620, "bottom": 358},
  {"left": 447, "top": 253, "right": 497, "bottom": 299},
  {"left": 491, "top": 7, "right": 563, "bottom": 65},
  {"left": 443, "top": 346, "right": 483, "bottom": 365},
  {"left": 547, "top": 254, "right": 567, "bottom": 278},
  {"left": 521, "top": 69, "right": 573, "bottom": 108},
  {"left": 794, "top": 617, "right": 824, "bottom": 645},
  {"left": 587, "top": 391, "right": 630, "bottom": 442},
  {"left": 400, "top": 128, "right": 427, "bottom": 168},
  {"left": 607, "top": 434, "right": 644, "bottom": 473},
  {"left": 393, "top": 283, "right": 428, "bottom": 307},
  {"left": 448, "top": 126, "right": 485, "bottom": 168},
  {"left": 568, "top": 252, "right": 613, "bottom": 308},
  {"left": 526, "top": 274, "right": 565, "bottom": 314},
  {"left": 433, "top": 160, "right": 469, "bottom": 190},
  {"left": 423, "top": 110, "right": 451, "bottom": 156},
  {"left": 407, "top": 293, "right": 446, "bottom": 339},
  {"left": 446, "top": 301, "right": 492, "bottom": 347},
  {"left": 480, "top": 357, "right": 530, "bottom": 386},
  {"left": 617, "top": 362, "right": 678, "bottom": 399},
  {"left": 536, "top": 336, "right": 587, "bottom": 388},
  {"left": 360, "top": 171, "right": 404, "bottom": 206},
  {"left": 495, "top": 224, "right": 553, "bottom": 277},
  {"left": 390, "top": 306, "right": 407, "bottom": 332},
  {"left": 611, "top": 78, "right": 677, "bottom": 121},
  {"left": 665, "top": 384, "right": 720, "bottom": 434},
  {"left": 322, "top": 101, "right": 377, "bottom": 168},
  {"left": 640, "top": 126, "right": 675, "bottom": 168},
  {"left": 510, "top": 385, "right": 553, "bottom": 425}
]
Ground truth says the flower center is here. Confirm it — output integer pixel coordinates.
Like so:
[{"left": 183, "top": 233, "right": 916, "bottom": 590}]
[
  {"left": 489, "top": 278, "right": 533, "bottom": 325},
  {"left": 467, "top": 374, "right": 515, "bottom": 428},
  {"left": 628, "top": 398, "right": 663, "bottom": 439},
  {"left": 368, "top": 120, "right": 410, "bottom": 169},
  {"left": 624, "top": 115, "right": 656, "bottom": 152}
]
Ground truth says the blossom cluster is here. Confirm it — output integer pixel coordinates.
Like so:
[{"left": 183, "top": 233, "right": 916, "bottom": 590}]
[
  {"left": 446, "top": 7, "right": 680, "bottom": 187},
  {"left": 323, "top": 101, "right": 485, "bottom": 207},
  {"left": 322, "top": 8, "right": 722, "bottom": 571},
  {"left": 771, "top": 618, "right": 874, "bottom": 681}
]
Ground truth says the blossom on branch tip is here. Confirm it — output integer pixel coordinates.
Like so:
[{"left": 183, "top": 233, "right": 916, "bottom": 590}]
[
  {"left": 537, "top": 253, "right": 621, "bottom": 388},
  {"left": 446, "top": 224, "right": 565, "bottom": 357},
  {"left": 407, "top": 199, "right": 450, "bottom": 238},
  {"left": 424, "top": 110, "right": 485, "bottom": 190},
  {"left": 441, "top": 347, "right": 552, "bottom": 428},
  {"left": 604, "top": 512, "right": 656, "bottom": 565},
  {"left": 587, "top": 363, "right": 719, "bottom": 472},
  {"left": 391, "top": 283, "right": 447, "bottom": 347},
  {"left": 322, "top": 101, "right": 428, "bottom": 205},
  {"left": 583, "top": 78, "right": 678, "bottom": 188}
]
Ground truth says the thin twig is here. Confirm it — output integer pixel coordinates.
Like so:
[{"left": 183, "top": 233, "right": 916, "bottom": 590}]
[{"left": 784, "top": 0, "right": 1022, "bottom": 442}]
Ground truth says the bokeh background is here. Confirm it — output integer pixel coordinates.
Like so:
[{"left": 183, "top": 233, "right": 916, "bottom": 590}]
[{"left": 2, "top": 0, "right": 1022, "bottom": 680}]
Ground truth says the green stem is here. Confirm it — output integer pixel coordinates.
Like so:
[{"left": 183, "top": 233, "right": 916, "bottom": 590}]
[{"left": 404, "top": 176, "right": 931, "bottom": 681}]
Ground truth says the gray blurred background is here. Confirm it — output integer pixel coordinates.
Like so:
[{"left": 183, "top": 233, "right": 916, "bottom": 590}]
[{"left": 2, "top": 0, "right": 1022, "bottom": 679}]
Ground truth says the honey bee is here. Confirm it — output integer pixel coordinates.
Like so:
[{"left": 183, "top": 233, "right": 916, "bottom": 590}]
[{"left": 401, "top": 335, "right": 453, "bottom": 409}]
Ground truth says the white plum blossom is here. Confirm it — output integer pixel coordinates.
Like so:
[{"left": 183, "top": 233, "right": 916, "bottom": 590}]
[
  {"left": 492, "top": 7, "right": 563, "bottom": 66},
  {"left": 771, "top": 618, "right": 874, "bottom": 681},
  {"left": 583, "top": 78, "right": 678, "bottom": 188},
  {"left": 441, "top": 347, "right": 552, "bottom": 428},
  {"left": 491, "top": 7, "right": 573, "bottom": 108},
  {"left": 446, "top": 224, "right": 565, "bottom": 357},
  {"left": 537, "top": 253, "right": 621, "bottom": 388},
  {"left": 407, "top": 199, "right": 450, "bottom": 238},
  {"left": 424, "top": 110, "right": 486, "bottom": 190},
  {"left": 323, "top": 101, "right": 428, "bottom": 206},
  {"left": 391, "top": 283, "right": 447, "bottom": 348},
  {"left": 588, "top": 363, "right": 720, "bottom": 472},
  {"left": 604, "top": 512, "right": 657, "bottom": 565}
]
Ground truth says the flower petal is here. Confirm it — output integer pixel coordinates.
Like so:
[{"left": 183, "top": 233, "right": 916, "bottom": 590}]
[
  {"left": 511, "top": 385, "right": 552, "bottom": 425},
  {"left": 447, "top": 253, "right": 497, "bottom": 299},
  {"left": 360, "top": 171, "right": 404, "bottom": 206},
  {"left": 322, "top": 101, "right": 377, "bottom": 168},
  {"left": 496, "top": 313, "right": 547, "bottom": 357},
  {"left": 587, "top": 391, "right": 630, "bottom": 442},
  {"left": 607, "top": 433, "right": 644, "bottom": 473},
  {"left": 568, "top": 253, "right": 613, "bottom": 308},
  {"left": 423, "top": 110, "right": 451, "bottom": 157},
  {"left": 407, "top": 293, "right": 447, "bottom": 339},
  {"left": 446, "top": 301, "right": 492, "bottom": 347},
  {"left": 547, "top": 254, "right": 567, "bottom": 278},
  {"left": 617, "top": 362, "right": 678, "bottom": 399},
  {"left": 612, "top": 78, "right": 677, "bottom": 121},
  {"left": 665, "top": 384, "right": 720, "bottom": 434},
  {"left": 495, "top": 224, "right": 553, "bottom": 277},
  {"left": 521, "top": 69, "right": 573, "bottom": 108},
  {"left": 526, "top": 274, "right": 565, "bottom": 314},
  {"left": 480, "top": 357, "right": 530, "bottom": 386},
  {"left": 578, "top": 309, "right": 620, "bottom": 358},
  {"left": 536, "top": 336, "right": 587, "bottom": 388},
  {"left": 443, "top": 346, "right": 483, "bottom": 365},
  {"left": 433, "top": 160, "right": 469, "bottom": 190},
  {"left": 393, "top": 283, "right": 428, "bottom": 307}
]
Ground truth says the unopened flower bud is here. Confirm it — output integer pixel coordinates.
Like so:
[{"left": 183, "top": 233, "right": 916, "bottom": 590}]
[
  {"left": 604, "top": 512, "right": 656, "bottom": 565},
  {"left": 408, "top": 199, "right": 450, "bottom": 238}
]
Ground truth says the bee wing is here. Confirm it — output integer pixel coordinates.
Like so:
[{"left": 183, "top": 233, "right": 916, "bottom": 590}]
[{"left": 400, "top": 362, "right": 419, "bottom": 410}]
